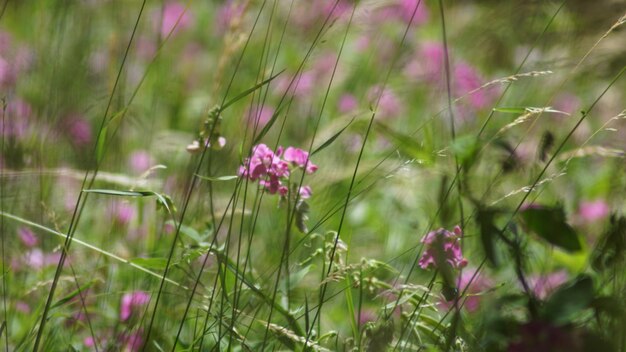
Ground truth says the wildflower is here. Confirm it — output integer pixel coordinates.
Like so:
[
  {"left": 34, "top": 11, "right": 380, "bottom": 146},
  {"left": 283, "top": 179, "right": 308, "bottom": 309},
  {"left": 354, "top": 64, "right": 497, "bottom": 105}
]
[
  {"left": 154, "top": 2, "right": 193, "bottom": 38},
  {"left": 454, "top": 62, "right": 498, "bottom": 111},
  {"left": 578, "top": 200, "right": 609, "bottom": 223},
  {"left": 338, "top": 94, "right": 358, "bottom": 114},
  {"left": 367, "top": 85, "right": 403, "bottom": 119},
  {"left": 122, "top": 329, "right": 144, "bottom": 352},
  {"left": 65, "top": 114, "right": 92, "bottom": 147},
  {"left": 283, "top": 147, "right": 318, "bottom": 174},
  {"left": 419, "top": 226, "right": 467, "bottom": 270},
  {"left": 18, "top": 227, "right": 38, "bottom": 247},
  {"left": 128, "top": 150, "right": 153, "bottom": 174},
  {"left": 109, "top": 201, "right": 135, "bottom": 226},
  {"left": 439, "top": 268, "right": 492, "bottom": 312},
  {"left": 527, "top": 270, "right": 568, "bottom": 300},
  {"left": 120, "top": 291, "right": 150, "bottom": 322},
  {"left": 238, "top": 144, "right": 317, "bottom": 199}
]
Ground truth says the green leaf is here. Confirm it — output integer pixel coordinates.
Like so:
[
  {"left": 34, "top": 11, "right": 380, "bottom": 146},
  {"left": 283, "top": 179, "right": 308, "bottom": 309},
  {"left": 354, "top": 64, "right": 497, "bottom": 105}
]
[
  {"left": 130, "top": 257, "right": 169, "bottom": 270},
  {"left": 541, "top": 275, "right": 594, "bottom": 325},
  {"left": 220, "top": 69, "right": 284, "bottom": 112},
  {"left": 375, "top": 123, "right": 433, "bottom": 164},
  {"left": 450, "top": 134, "right": 480, "bottom": 171},
  {"left": 51, "top": 280, "right": 97, "bottom": 310},
  {"left": 520, "top": 205, "right": 581, "bottom": 252},
  {"left": 312, "top": 116, "right": 355, "bottom": 156},
  {"left": 195, "top": 174, "right": 238, "bottom": 182},
  {"left": 252, "top": 103, "right": 287, "bottom": 145}
]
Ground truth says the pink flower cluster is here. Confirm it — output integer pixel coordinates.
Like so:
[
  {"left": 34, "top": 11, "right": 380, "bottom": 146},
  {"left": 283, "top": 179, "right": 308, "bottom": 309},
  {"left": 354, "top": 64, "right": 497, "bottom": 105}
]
[
  {"left": 238, "top": 144, "right": 317, "bottom": 199},
  {"left": 418, "top": 226, "right": 467, "bottom": 270},
  {"left": 120, "top": 291, "right": 150, "bottom": 322}
]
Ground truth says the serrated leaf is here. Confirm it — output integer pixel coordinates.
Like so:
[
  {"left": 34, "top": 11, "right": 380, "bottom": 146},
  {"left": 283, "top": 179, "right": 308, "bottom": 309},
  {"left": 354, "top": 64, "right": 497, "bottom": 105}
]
[{"left": 520, "top": 205, "right": 581, "bottom": 252}]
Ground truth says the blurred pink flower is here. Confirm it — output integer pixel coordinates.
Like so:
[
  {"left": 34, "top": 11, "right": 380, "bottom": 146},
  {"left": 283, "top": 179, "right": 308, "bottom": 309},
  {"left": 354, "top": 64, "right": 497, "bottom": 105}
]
[
  {"left": 527, "top": 270, "right": 568, "bottom": 300},
  {"left": 374, "top": 0, "right": 429, "bottom": 25},
  {"left": 65, "top": 114, "right": 92, "bottom": 146},
  {"left": 274, "top": 71, "right": 315, "bottom": 98},
  {"left": 299, "top": 185, "right": 312, "bottom": 199},
  {"left": 128, "top": 150, "right": 153, "bottom": 174},
  {"left": 405, "top": 42, "right": 445, "bottom": 83},
  {"left": 553, "top": 93, "right": 580, "bottom": 115},
  {"left": 122, "top": 329, "right": 144, "bottom": 352},
  {"left": 1, "top": 98, "right": 32, "bottom": 139},
  {"left": 439, "top": 268, "right": 492, "bottom": 312},
  {"left": 120, "top": 291, "right": 150, "bottom": 321},
  {"left": 578, "top": 200, "right": 609, "bottom": 223},
  {"left": 367, "top": 85, "right": 402, "bottom": 119},
  {"left": 454, "top": 62, "right": 498, "bottom": 111},
  {"left": 18, "top": 227, "right": 38, "bottom": 247},
  {"left": 246, "top": 104, "right": 275, "bottom": 127},
  {"left": 109, "top": 201, "right": 136, "bottom": 226},
  {"left": 15, "top": 301, "right": 30, "bottom": 314},
  {"left": 23, "top": 249, "right": 62, "bottom": 269},
  {"left": 338, "top": 94, "right": 358, "bottom": 113},
  {"left": 215, "top": 0, "right": 246, "bottom": 34},
  {"left": 155, "top": 2, "right": 193, "bottom": 38},
  {"left": 0, "top": 56, "right": 15, "bottom": 87},
  {"left": 419, "top": 226, "right": 467, "bottom": 270}
]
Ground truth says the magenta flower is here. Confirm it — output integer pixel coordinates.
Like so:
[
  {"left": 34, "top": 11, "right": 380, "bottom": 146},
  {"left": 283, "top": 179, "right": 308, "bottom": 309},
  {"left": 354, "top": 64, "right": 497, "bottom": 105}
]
[
  {"left": 239, "top": 144, "right": 317, "bottom": 198},
  {"left": 18, "top": 227, "right": 38, "bottom": 247},
  {"left": 367, "top": 85, "right": 403, "bottom": 119},
  {"left": 283, "top": 147, "right": 318, "bottom": 174},
  {"left": 527, "top": 271, "right": 568, "bottom": 300},
  {"left": 338, "top": 94, "right": 358, "bottom": 114},
  {"left": 120, "top": 291, "right": 150, "bottom": 322},
  {"left": 419, "top": 226, "right": 467, "bottom": 270},
  {"left": 439, "top": 268, "right": 492, "bottom": 312},
  {"left": 122, "top": 329, "right": 144, "bottom": 352},
  {"left": 154, "top": 2, "right": 193, "bottom": 38},
  {"left": 454, "top": 62, "right": 498, "bottom": 111},
  {"left": 128, "top": 150, "right": 153, "bottom": 174},
  {"left": 109, "top": 201, "right": 136, "bottom": 226},
  {"left": 64, "top": 114, "right": 92, "bottom": 147},
  {"left": 405, "top": 42, "right": 445, "bottom": 83},
  {"left": 578, "top": 200, "right": 609, "bottom": 223}
]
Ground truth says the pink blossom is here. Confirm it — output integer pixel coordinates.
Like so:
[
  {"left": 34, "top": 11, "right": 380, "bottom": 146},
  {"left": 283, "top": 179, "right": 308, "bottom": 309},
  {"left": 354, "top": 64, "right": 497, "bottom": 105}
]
[
  {"left": 454, "top": 62, "right": 498, "bottom": 111},
  {"left": 440, "top": 268, "right": 492, "bottom": 312},
  {"left": 122, "top": 329, "right": 144, "bottom": 351},
  {"left": 128, "top": 150, "right": 153, "bottom": 174},
  {"left": 0, "top": 56, "right": 15, "bottom": 87},
  {"left": 338, "top": 94, "right": 358, "bottom": 113},
  {"left": 109, "top": 201, "right": 135, "bottom": 225},
  {"left": 367, "top": 86, "right": 402, "bottom": 119},
  {"left": 374, "top": 0, "right": 429, "bottom": 25},
  {"left": 578, "top": 200, "right": 609, "bottom": 223},
  {"left": 553, "top": 93, "right": 580, "bottom": 115},
  {"left": 527, "top": 271, "right": 568, "bottom": 300},
  {"left": 246, "top": 104, "right": 274, "bottom": 127},
  {"left": 215, "top": 0, "right": 246, "bottom": 35},
  {"left": 299, "top": 186, "right": 312, "bottom": 199},
  {"left": 405, "top": 42, "right": 445, "bottom": 83},
  {"left": 15, "top": 301, "right": 30, "bottom": 314},
  {"left": 65, "top": 114, "right": 92, "bottom": 146},
  {"left": 274, "top": 71, "right": 315, "bottom": 98},
  {"left": 419, "top": 226, "right": 467, "bottom": 270},
  {"left": 155, "top": 2, "right": 193, "bottom": 38},
  {"left": 84, "top": 336, "right": 96, "bottom": 348},
  {"left": 120, "top": 291, "right": 150, "bottom": 321},
  {"left": 283, "top": 147, "right": 318, "bottom": 174},
  {"left": 18, "top": 227, "right": 38, "bottom": 247},
  {"left": 23, "top": 249, "right": 62, "bottom": 269},
  {"left": 1, "top": 98, "right": 32, "bottom": 139}
]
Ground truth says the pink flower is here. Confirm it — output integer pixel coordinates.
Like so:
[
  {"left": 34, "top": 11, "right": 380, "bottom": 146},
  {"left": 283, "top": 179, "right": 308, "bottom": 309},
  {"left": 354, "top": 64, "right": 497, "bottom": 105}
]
[
  {"left": 246, "top": 104, "right": 274, "bottom": 127},
  {"left": 374, "top": 0, "right": 429, "bottom": 25},
  {"left": 122, "top": 329, "right": 144, "bottom": 352},
  {"left": 120, "top": 291, "right": 150, "bottom": 321},
  {"left": 215, "top": 0, "right": 246, "bottom": 35},
  {"left": 338, "top": 94, "right": 358, "bottom": 113},
  {"left": 299, "top": 186, "right": 312, "bottom": 199},
  {"left": 109, "top": 201, "right": 135, "bottom": 225},
  {"left": 18, "top": 227, "right": 38, "bottom": 247},
  {"left": 419, "top": 226, "right": 467, "bottom": 270},
  {"left": 527, "top": 271, "right": 568, "bottom": 300},
  {"left": 283, "top": 147, "right": 318, "bottom": 174},
  {"left": 274, "top": 71, "right": 315, "bottom": 98},
  {"left": 128, "top": 150, "right": 153, "bottom": 174},
  {"left": 454, "top": 62, "right": 498, "bottom": 111},
  {"left": 15, "top": 301, "right": 30, "bottom": 314},
  {"left": 1, "top": 98, "right": 32, "bottom": 139},
  {"left": 439, "top": 268, "right": 492, "bottom": 312},
  {"left": 65, "top": 114, "right": 92, "bottom": 146},
  {"left": 23, "top": 249, "right": 62, "bottom": 269},
  {"left": 367, "top": 85, "right": 402, "bottom": 119},
  {"left": 155, "top": 2, "right": 193, "bottom": 38},
  {"left": 405, "top": 42, "right": 445, "bottom": 83},
  {"left": 578, "top": 200, "right": 609, "bottom": 223}
]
